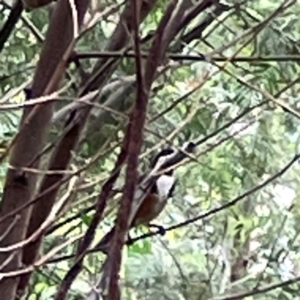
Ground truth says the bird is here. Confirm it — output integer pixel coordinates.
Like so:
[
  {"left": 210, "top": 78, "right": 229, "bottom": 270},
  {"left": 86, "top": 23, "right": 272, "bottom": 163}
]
[{"left": 94, "top": 147, "right": 178, "bottom": 254}]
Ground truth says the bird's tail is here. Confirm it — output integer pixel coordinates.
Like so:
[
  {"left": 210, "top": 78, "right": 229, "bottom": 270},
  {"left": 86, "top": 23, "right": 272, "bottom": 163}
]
[{"left": 93, "top": 227, "right": 116, "bottom": 255}]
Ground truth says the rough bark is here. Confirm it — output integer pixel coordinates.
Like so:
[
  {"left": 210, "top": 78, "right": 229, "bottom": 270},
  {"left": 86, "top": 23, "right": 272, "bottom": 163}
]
[{"left": 0, "top": 1, "right": 89, "bottom": 299}]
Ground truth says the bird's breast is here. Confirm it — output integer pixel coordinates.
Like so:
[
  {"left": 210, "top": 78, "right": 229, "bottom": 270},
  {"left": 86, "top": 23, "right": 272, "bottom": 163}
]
[
  {"left": 156, "top": 175, "right": 175, "bottom": 199},
  {"left": 132, "top": 175, "right": 175, "bottom": 227}
]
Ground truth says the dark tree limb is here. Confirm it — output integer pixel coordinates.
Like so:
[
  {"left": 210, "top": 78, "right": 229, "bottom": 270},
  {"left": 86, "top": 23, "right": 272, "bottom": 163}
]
[
  {"left": 27, "top": 2, "right": 160, "bottom": 300},
  {"left": 7, "top": 1, "right": 90, "bottom": 299},
  {"left": 54, "top": 147, "right": 127, "bottom": 300},
  {"left": 88, "top": 1, "right": 198, "bottom": 298}
]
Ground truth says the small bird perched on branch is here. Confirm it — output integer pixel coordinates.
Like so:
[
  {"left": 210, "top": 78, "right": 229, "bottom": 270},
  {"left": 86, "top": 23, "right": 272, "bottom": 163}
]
[{"left": 94, "top": 141, "right": 196, "bottom": 254}]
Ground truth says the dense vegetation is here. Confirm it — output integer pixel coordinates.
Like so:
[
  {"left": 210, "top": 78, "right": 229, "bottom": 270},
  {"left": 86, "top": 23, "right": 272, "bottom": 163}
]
[{"left": 1, "top": 0, "right": 300, "bottom": 299}]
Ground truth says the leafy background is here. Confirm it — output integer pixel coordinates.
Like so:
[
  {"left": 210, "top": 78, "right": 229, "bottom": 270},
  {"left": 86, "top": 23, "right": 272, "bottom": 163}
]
[{"left": 2, "top": 0, "right": 300, "bottom": 299}]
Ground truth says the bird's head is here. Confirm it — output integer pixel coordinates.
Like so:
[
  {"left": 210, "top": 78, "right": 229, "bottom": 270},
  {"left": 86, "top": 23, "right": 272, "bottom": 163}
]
[{"left": 150, "top": 147, "right": 175, "bottom": 176}]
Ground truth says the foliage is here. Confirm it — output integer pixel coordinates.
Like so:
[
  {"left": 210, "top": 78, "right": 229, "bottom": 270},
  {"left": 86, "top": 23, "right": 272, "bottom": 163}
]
[{"left": 1, "top": 0, "right": 300, "bottom": 299}]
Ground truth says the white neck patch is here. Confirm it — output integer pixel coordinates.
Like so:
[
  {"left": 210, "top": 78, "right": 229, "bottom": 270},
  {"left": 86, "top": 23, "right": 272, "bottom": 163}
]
[{"left": 156, "top": 175, "right": 175, "bottom": 199}]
